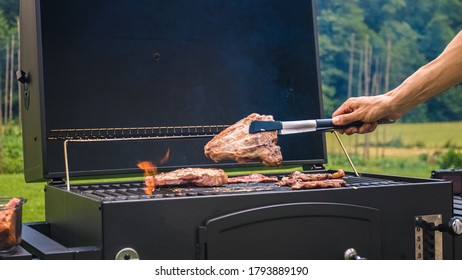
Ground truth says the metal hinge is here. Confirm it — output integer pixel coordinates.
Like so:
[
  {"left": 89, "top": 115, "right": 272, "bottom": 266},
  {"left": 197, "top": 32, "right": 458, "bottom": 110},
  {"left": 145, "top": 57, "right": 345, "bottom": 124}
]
[
  {"left": 48, "top": 178, "right": 66, "bottom": 186},
  {"left": 302, "top": 164, "right": 325, "bottom": 171}
]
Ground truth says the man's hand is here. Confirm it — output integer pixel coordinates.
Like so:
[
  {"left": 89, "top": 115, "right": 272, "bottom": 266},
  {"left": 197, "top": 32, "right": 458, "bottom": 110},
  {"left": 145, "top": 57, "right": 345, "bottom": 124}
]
[{"left": 332, "top": 95, "right": 401, "bottom": 135}]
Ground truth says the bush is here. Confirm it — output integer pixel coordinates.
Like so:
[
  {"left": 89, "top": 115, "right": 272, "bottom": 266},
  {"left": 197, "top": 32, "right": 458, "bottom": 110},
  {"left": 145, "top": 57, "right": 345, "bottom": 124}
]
[
  {"left": 1, "top": 123, "right": 24, "bottom": 174},
  {"left": 418, "top": 153, "right": 428, "bottom": 162},
  {"left": 385, "top": 136, "right": 403, "bottom": 148},
  {"left": 413, "top": 140, "right": 426, "bottom": 149},
  {"left": 443, "top": 140, "right": 459, "bottom": 149},
  {"left": 439, "top": 149, "right": 462, "bottom": 169}
]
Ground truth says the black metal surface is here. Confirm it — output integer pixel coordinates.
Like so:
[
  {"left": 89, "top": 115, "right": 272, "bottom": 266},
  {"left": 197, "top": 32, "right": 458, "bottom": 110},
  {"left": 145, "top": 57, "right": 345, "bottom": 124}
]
[
  {"left": 20, "top": 0, "right": 326, "bottom": 182},
  {"left": 453, "top": 196, "right": 462, "bottom": 259},
  {"left": 432, "top": 169, "right": 462, "bottom": 194},
  {"left": 0, "top": 246, "right": 33, "bottom": 260},
  {"left": 201, "top": 202, "right": 381, "bottom": 259},
  {"left": 20, "top": 222, "right": 101, "bottom": 260}
]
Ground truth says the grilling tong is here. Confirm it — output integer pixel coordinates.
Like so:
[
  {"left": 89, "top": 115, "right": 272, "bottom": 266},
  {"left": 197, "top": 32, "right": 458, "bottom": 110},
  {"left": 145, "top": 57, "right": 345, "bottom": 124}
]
[
  {"left": 249, "top": 117, "right": 394, "bottom": 177},
  {"left": 249, "top": 118, "right": 395, "bottom": 135}
]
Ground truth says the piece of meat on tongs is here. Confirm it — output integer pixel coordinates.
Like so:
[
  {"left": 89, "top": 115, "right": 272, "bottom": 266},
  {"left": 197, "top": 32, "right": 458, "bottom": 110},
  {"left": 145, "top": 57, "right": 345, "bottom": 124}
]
[{"left": 204, "top": 113, "right": 282, "bottom": 167}]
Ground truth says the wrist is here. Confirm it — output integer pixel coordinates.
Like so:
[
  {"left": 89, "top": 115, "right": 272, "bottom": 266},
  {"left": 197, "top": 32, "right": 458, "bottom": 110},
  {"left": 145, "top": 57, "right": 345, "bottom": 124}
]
[{"left": 383, "top": 93, "right": 407, "bottom": 120}]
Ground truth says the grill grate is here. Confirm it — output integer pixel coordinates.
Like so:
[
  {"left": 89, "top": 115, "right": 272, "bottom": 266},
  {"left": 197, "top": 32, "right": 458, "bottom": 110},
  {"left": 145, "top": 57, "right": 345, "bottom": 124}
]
[
  {"left": 55, "top": 175, "right": 409, "bottom": 201},
  {"left": 344, "top": 176, "right": 407, "bottom": 188}
]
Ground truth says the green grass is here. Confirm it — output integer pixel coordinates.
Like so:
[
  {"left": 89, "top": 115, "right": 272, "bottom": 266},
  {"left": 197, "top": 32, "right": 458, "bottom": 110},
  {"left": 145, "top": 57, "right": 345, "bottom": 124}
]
[
  {"left": 0, "top": 174, "right": 45, "bottom": 222},
  {"left": 326, "top": 121, "right": 462, "bottom": 150},
  {"left": 324, "top": 153, "right": 439, "bottom": 178},
  {"left": 384, "top": 121, "right": 462, "bottom": 148}
]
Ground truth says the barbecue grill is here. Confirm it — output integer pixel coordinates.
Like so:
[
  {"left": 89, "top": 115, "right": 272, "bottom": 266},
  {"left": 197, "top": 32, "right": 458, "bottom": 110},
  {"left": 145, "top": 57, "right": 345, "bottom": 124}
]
[{"left": 10, "top": 0, "right": 461, "bottom": 260}]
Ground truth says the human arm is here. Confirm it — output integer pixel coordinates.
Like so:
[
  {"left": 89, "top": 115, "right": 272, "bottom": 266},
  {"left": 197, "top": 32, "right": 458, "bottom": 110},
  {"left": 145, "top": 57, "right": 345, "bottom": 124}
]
[{"left": 332, "top": 30, "right": 462, "bottom": 134}]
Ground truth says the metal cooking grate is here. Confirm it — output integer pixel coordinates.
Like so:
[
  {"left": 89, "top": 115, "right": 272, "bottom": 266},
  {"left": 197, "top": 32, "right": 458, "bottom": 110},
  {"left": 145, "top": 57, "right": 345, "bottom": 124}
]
[
  {"left": 54, "top": 175, "right": 410, "bottom": 201},
  {"left": 344, "top": 176, "right": 407, "bottom": 188}
]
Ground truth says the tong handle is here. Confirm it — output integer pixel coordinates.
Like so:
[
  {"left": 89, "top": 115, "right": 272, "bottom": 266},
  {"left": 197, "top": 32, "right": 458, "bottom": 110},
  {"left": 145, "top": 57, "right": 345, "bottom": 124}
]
[
  {"left": 316, "top": 119, "right": 364, "bottom": 131},
  {"left": 316, "top": 118, "right": 395, "bottom": 131}
]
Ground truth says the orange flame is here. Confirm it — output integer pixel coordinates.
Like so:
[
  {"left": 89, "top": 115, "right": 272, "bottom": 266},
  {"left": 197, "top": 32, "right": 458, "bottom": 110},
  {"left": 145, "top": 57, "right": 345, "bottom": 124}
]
[
  {"left": 137, "top": 161, "right": 157, "bottom": 195},
  {"left": 159, "top": 148, "right": 170, "bottom": 165},
  {"left": 137, "top": 148, "right": 170, "bottom": 195}
]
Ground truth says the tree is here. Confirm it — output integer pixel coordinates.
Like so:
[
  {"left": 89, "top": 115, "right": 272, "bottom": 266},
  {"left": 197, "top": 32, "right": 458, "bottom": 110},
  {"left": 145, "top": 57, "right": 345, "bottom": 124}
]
[
  {"left": 0, "top": 0, "right": 19, "bottom": 27},
  {"left": 316, "top": 0, "right": 373, "bottom": 115},
  {"left": 0, "top": 10, "right": 11, "bottom": 128},
  {"left": 317, "top": 0, "right": 462, "bottom": 122}
]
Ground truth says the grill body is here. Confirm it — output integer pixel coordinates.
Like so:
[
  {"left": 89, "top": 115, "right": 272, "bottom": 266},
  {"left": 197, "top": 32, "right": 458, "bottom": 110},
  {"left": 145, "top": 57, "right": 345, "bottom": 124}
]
[{"left": 40, "top": 174, "right": 453, "bottom": 260}]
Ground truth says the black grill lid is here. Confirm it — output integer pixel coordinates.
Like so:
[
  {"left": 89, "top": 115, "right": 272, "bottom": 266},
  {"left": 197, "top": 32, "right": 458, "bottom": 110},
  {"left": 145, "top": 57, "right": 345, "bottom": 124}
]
[{"left": 19, "top": 0, "right": 326, "bottom": 182}]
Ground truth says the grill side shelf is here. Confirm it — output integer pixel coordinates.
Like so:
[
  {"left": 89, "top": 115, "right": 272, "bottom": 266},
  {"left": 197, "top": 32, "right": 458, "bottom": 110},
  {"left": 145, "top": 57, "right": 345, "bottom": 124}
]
[{"left": 21, "top": 222, "right": 101, "bottom": 259}]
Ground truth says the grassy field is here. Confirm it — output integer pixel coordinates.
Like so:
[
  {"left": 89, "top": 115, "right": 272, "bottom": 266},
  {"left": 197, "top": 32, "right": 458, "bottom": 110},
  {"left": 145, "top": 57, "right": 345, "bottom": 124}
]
[
  {"left": 1, "top": 121, "right": 461, "bottom": 222},
  {"left": 0, "top": 174, "right": 45, "bottom": 222}
]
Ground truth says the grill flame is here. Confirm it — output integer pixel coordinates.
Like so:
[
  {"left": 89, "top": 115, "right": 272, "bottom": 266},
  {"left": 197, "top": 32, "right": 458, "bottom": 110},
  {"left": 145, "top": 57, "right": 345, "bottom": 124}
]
[
  {"left": 159, "top": 148, "right": 170, "bottom": 165},
  {"left": 137, "top": 148, "right": 170, "bottom": 195},
  {"left": 137, "top": 161, "right": 156, "bottom": 195}
]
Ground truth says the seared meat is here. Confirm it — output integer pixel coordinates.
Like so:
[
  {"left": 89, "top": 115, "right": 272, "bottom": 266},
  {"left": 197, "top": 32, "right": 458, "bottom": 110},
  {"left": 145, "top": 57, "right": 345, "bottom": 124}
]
[
  {"left": 291, "top": 179, "right": 347, "bottom": 190},
  {"left": 146, "top": 168, "right": 228, "bottom": 188},
  {"left": 278, "top": 169, "right": 345, "bottom": 186},
  {"left": 204, "top": 113, "right": 282, "bottom": 167},
  {"left": 278, "top": 169, "right": 346, "bottom": 190},
  {"left": 228, "top": 173, "right": 279, "bottom": 183}
]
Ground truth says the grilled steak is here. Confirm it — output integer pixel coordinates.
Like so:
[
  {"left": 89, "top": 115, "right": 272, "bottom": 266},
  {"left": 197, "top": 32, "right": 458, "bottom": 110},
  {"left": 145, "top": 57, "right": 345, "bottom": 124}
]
[
  {"left": 291, "top": 179, "right": 347, "bottom": 190},
  {"left": 228, "top": 173, "right": 279, "bottom": 183},
  {"left": 146, "top": 168, "right": 228, "bottom": 188},
  {"left": 278, "top": 169, "right": 346, "bottom": 190},
  {"left": 278, "top": 169, "right": 345, "bottom": 186},
  {"left": 204, "top": 113, "right": 282, "bottom": 167}
]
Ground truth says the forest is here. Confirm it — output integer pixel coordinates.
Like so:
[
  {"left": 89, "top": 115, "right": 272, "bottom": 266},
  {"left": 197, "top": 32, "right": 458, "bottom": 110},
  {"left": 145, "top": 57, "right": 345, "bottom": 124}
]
[
  {"left": 0, "top": 0, "right": 461, "bottom": 125},
  {"left": 317, "top": 0, "right": 461, "bottom": 121}
]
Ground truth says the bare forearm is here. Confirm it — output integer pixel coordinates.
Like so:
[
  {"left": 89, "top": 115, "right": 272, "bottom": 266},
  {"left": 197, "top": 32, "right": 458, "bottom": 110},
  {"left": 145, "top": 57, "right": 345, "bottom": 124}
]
[
  {"left": 387, "top": 31, "right": 462, "bottom": 114},
  {"left": 332, "top": 31, "right": 462, "bottom": 134}
]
